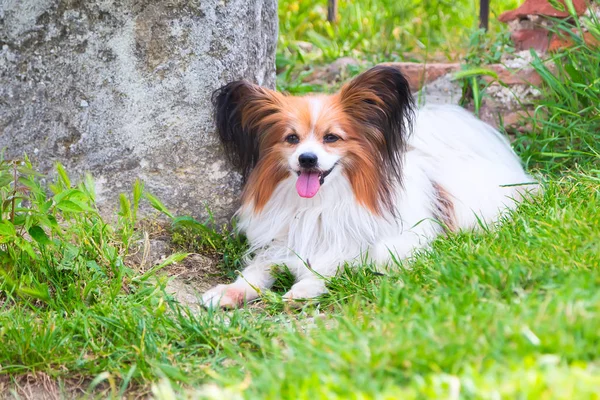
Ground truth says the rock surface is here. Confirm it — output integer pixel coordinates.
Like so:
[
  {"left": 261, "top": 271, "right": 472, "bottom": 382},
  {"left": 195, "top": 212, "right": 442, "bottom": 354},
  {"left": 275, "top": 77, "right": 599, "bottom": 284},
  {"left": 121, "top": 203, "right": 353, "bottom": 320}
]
[
  {"left": 416, "top": 74, "right": 463, "bottom": 106},
  {"left": 0, "top": 0, "right": 278, "bottom": 223},
  {"left": 381, "top": 62, "right": 461, "bottom": 92},
  {"left": 499, "top": 0, "right": 597, "bottom": 53}
]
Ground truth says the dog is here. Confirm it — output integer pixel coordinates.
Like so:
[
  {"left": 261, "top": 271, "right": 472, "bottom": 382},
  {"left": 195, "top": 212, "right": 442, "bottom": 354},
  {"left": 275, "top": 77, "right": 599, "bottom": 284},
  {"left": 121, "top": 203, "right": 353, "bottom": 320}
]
[{"left": 201, "top": 66, "right": 537, "bottom": 308}]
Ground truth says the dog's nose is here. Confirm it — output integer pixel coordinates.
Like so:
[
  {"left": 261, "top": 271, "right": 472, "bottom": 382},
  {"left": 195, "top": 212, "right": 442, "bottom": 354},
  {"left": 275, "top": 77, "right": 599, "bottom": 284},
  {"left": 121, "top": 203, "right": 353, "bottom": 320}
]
[{"left": 298, "top": 152, "right": 318, "bottom": 168}]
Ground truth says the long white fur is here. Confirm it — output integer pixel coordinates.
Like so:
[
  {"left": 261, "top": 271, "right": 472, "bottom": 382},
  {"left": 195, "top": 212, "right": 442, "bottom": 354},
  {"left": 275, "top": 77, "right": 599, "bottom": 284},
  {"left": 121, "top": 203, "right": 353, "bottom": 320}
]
[{"left": 201, "top": 103, "right": 537, "bottom": 307}]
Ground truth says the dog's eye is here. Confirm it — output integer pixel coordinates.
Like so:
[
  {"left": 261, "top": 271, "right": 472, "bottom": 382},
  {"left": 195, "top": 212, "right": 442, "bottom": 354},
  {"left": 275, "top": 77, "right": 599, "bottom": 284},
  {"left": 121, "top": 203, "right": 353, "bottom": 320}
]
[
  {"left": 323, "top": 134, "right": 341, "bottom": 143},
  {"left": 285, "top": 134, "right": 300, "bottom": 144}
]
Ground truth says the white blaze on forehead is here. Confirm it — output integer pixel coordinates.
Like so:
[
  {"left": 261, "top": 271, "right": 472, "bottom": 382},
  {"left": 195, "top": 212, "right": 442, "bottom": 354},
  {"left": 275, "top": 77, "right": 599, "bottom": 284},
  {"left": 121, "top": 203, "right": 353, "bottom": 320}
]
[
  {"left": 308, "top": 96, "right": 325, "bottom": 131},
  {"left": 306, "top": 96, "right": 345, "bottom": 139}
]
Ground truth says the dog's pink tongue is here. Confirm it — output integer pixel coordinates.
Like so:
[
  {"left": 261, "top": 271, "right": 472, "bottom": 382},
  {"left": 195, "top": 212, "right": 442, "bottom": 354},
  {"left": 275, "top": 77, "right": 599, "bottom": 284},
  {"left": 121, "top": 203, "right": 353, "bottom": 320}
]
[{"left": 296, "top": 171, "right": 321, "bottom": 198}]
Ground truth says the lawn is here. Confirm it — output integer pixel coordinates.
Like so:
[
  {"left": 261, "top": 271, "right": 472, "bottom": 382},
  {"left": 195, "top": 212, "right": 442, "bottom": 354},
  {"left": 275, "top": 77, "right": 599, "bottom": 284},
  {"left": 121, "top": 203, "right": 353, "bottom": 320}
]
[
  {"left": 276, "top": 0, "right": 520, "bottom": 93},
  {"left": 1, "top": 1, "right": 600, "bottom": 399},
  {"left": 277, "top": 0, "right": 520, "bottom": 63}
]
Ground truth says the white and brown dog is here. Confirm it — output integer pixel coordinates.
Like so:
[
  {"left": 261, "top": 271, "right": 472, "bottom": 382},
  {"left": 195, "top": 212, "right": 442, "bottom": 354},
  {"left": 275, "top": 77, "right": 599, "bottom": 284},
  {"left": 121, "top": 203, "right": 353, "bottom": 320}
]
[{"left": 201, "top": 66, "right": 536, "bottom": 308}]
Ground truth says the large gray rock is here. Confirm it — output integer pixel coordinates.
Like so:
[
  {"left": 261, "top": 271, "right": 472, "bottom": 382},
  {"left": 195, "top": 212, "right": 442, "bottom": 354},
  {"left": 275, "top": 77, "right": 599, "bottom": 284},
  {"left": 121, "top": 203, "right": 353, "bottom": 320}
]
[{"left": 0, "top": 0, "right": 277, "bottom": 223}]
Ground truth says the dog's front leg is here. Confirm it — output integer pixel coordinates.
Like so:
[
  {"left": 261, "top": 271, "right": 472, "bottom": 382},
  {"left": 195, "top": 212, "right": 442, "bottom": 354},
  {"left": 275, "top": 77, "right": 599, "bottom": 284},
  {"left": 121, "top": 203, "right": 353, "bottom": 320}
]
[
  {"left": 200, "top": 261, "right": 275, "bottom": 309},
  {"left": 282, "top": 260, "right": 337, "bottom": 301}
]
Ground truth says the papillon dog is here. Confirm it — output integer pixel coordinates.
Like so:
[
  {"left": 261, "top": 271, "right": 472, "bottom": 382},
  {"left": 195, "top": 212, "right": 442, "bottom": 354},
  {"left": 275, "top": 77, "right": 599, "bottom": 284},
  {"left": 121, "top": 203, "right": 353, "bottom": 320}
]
[{"left": 201, "top": 66, "right": 537, "bottom": 308}]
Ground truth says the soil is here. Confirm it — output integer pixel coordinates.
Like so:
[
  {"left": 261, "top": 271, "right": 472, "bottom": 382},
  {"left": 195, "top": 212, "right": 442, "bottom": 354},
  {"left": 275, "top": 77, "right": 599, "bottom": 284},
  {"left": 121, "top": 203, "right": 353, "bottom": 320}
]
[
  {"left": 125, "top": 219, "right": 230, "bottom": 310},
  {"left": 162, "top": 253, "right": 229, "bottom": 311},
  {"left": 0, "top": 374, "right": 88, "bottom": 400}
]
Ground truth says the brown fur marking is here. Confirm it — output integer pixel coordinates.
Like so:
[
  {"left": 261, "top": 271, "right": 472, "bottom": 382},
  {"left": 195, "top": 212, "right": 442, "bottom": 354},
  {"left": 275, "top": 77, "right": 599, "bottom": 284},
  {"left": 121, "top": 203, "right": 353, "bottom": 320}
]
[{"left": 432, "top": 182, "right": 458, "bottom": 233}]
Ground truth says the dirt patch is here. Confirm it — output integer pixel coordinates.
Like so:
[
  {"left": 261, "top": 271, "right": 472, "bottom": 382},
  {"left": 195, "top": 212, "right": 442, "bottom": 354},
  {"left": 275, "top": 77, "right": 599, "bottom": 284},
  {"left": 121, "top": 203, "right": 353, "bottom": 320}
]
[
  {"left": 0, "top": 373, "right": 86, "bottom": 400},
  {"left": 0, "top": 373, "right": 152, "bottom": 400},
  {"left": 162, "top": 253, "right": 229, "bottom": 310},
  {"left": 125, "top": 221, "right": 231, "bottom": 309}
]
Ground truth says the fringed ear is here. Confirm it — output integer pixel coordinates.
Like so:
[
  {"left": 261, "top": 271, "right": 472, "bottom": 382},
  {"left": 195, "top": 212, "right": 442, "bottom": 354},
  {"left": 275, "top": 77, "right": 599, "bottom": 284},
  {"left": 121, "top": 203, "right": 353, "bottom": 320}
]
[
  {"left": 339, "top": 66, "right": 415, "bottom": 182},
  {"left": 212, "top": 81, "right": 281, "bottom": 180}
]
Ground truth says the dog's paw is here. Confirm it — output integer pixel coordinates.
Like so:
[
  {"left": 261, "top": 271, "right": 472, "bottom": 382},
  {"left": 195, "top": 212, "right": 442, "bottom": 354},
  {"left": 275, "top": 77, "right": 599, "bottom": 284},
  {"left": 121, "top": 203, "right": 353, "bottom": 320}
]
[
  {"left": 201, "top": 284, "right": 246, "bottom": 309},
  {"left": 283, "top": 279, "right": 328, "bottom": 301}
]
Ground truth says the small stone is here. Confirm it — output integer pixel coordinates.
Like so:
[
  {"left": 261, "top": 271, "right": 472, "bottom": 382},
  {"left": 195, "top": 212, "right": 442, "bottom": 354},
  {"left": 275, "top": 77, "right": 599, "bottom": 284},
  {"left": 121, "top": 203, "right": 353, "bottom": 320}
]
[
  {"left": 295, "top": 41, "right": 314, "bottom": 53},
  {"left": 510, "top": 29, "right": 551, "bottom": 53},
  {"left": 416, "top": 73, "right": 462, "bottom": 105},
  {"left": 501, "top": 50, "right": 535, "bottom": 69},
  {"left": 548, "top": 30, "right": 600, "bottom": 52},
  {"left": 380, "top": 62, "right": 462, "bottom": 92},
  {"left": 482, "top": 64, "right": 544, "bottom": 87},
  {"left": 80, "top": 99, "right": 89, "bottom": 108},
  {"left": 302, "top": 57, "right": 360, "bottom": 84},
  {"left": 326, "top": 57, "right": 360, "bottom": 75}
]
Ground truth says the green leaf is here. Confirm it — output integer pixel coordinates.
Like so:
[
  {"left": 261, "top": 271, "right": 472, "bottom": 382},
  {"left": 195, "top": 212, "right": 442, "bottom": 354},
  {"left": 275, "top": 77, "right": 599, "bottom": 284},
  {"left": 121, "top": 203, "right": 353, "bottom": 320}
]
[
  {"left": 548, "top": 0, "right": 566, "bottom": 12},
  {"left": 132, "top": 180, "right": 144, "bottom": 220},
  {"left": 3, "top": 195, "right": 27, "bottom": 208},
  {"left": 55, "top": 191, "right": 95, "bottom": 212},
  {"left": 0, "top": 220, "right": 17, "bottom": 242},
  {"left": 55, "top": 162, "right": 71, "bottom": 188},
  {"left": 135, "top": 252, "right": 189, "bottom": 282},
  {"left": 16, "top": 238, "right": 37, "bottom": 259},
  {"left": 36, "top": 215, "right": 60, "bottom": 234},
  {"left": 473, "top": 77, "right": 483, "bottom": 116},
  {"left": 47, "top": 215, "right": 59, "bottom": 229},
  {"left": 56, "top": 200, "right": 84, "bottom": 213},
  {"left": 16, "top": 283, "right": 51, "bottom": 302},
  {"left": 118, "top": 364, "right": 138, "bottom": 398},
  {"left": 119, "top": 194, "right": 131, "bottom": 219},
  {"left": 83, "top": 173, "right": 96, "bottom": 200},
  {"left": 57, "top": 243, "right": 79, "bottom": 271},
  {"left": 28, "top": 226, "right": 52, "bottom": 246},
  {"left": 0, "top": 173, "right": 12, "bottom": 188},
  {"left": 453, "top": 68, "right": 499, "bottom": 81},
  {"left": 171, "top": 216, "right": 221, "bottom": 245},
  {"left": 540, "top": 152, "right": 573, "bottom": 158},
  {"left": 53, "top": 188, "right": 80, "bottom": 205},
  {"left": 86, "top": 260, "right": 105, "bottom": 276},
  {"left": 18, "top": 177, "right": 45, "bottom": 199},
  {"left": 565, "top": 64, "right": 583, "bottom": 84},
  {"left": 23, "top": 214, "right": 34, "bottom": 232},
  {"left": 40, "top": 200, "right": 53, "bottom": 214},
  {"left": 153, "top": 363, "right": 189, "bottom": 383},
  {"left": 69, "top": 189, "right": 90, "bottom": 203},
  {"left": 565, "top": 0, "right": 577, "bottom": 16},
  {"left": 0, "top": 269, "right": 50, "bottom": 302},
  {"left": 144, "top": 192, "right": 174, "bottom": 219},
  {"left": 12, "top": 214, "right": 26, "bottom": 227},
  {"left": 16, "top": 165, "right": 44, "bottom": 177},
  {"left": 172, "top": 216, "right": 208, "bottom": 231}
]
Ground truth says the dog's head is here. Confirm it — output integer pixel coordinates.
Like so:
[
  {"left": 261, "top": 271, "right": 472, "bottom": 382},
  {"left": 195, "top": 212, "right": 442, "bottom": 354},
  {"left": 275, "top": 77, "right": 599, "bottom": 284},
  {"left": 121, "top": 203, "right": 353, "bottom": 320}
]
[{"left": 213, "top": 66, "right": 414, "bottom": 214}]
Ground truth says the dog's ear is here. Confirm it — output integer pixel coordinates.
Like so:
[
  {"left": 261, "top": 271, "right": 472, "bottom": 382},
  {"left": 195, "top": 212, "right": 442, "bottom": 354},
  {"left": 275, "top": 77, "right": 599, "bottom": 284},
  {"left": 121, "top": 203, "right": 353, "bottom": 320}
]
[
  {"left": 339, "top": 66, "right": 414, "bottom": 180},
  {"left": 212, "top": 80, "right": 281, "bottom": 180}
]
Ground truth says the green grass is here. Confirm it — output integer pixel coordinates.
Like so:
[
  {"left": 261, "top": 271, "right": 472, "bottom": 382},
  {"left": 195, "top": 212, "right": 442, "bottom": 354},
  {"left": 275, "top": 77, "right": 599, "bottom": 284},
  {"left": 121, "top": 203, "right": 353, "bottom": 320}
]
[
  {"left": 276, "top": 0, "right": 518, "bottom": 93},
  {"left": 278, "top": 0, "right": 519, "bottom": 64},
  {"left": 516, "top": 19, "right": 600, "bottom": 172},
  {"left": 232, "top": 173, "right": 600, "bottom": 398},
  {"left": 170, "top": 217, "right": 247, "bottom": 278},
  {"left": 4, "top": 167, "right": 598, "bottom": 398},
  {"left": 2, "top": 3, "right": 600, "bottom": 399}
]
